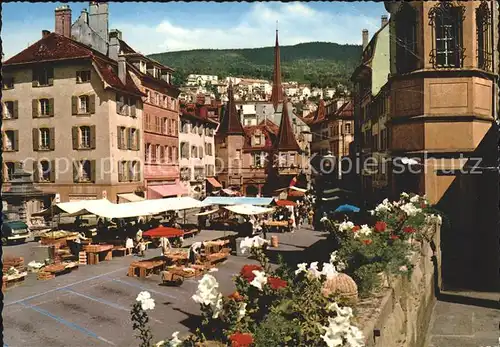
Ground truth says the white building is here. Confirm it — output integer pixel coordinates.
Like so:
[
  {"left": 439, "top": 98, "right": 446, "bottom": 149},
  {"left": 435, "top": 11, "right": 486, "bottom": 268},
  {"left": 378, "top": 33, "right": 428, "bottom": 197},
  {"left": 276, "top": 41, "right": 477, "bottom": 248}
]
[{"left": 186, "top": 74, "right": 219, "bottom": 87}]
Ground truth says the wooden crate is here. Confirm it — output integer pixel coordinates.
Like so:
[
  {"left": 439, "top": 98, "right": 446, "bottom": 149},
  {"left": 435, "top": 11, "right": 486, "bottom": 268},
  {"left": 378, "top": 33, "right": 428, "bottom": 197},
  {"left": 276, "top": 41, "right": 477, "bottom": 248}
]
[
  {"left": 78, "top": 252, "right": 87, "bottom": 265},
  {"left": 37, "top": 271, "right": 55, "bottom": 280}
]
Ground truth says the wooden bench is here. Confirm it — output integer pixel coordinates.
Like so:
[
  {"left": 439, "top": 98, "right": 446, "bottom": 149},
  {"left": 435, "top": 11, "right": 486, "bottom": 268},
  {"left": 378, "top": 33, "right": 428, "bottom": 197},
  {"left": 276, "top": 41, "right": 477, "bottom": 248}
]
[{"left": 112, "top": 246, "right": 131, "bottom": 257}]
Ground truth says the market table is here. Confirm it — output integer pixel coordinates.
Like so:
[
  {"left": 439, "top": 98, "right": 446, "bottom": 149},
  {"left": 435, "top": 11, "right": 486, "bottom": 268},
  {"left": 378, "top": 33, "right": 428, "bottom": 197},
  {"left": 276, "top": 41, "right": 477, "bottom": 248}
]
[
  {"left": 264, "top": 220, "right": 291, "bottom": 232},
  {"left": 84, "top": 245, "right": 114, "bottom": 265},
  {"left": 128, "top": 259, "right": 166, "bottom": 278}
]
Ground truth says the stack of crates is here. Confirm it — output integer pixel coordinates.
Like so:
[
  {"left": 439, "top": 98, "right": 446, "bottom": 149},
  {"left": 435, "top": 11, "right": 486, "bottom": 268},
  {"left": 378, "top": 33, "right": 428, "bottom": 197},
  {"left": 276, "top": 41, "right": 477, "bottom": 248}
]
[{"left": 78, "top": 251, "right": 87, "bottom": 265}]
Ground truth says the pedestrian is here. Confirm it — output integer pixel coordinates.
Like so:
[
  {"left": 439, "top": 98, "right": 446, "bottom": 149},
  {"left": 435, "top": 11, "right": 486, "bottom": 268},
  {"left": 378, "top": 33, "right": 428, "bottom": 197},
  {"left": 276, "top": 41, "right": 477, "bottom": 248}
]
[
  {"left": 188, "top": 241, "right": 204, "bottom": 264},
  {"left": 125, "top": 237, "right": 134, "bottom": 255},
  {"left": 71, "top": 232, "right": 88, "bottom": 255},
  {"left": 135, "top": 227, "right": 143, "bottom": 244},
  {"left": 159, "top": 236, "right": 171, "bottom": 256},
  {"left": 137, "top": 239, "right": 146, "bottom": 257}
]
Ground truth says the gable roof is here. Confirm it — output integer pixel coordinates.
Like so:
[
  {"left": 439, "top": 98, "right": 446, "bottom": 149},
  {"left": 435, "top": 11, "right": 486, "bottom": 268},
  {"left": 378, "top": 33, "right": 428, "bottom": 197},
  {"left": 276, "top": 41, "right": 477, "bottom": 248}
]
[
  {"left": 4, "top": 32, "right": 144, "bottom": 97},
  {"left": 217, "top": 83, "right": 244, "bottom": 136},
  {"left": 276, "top": 101, "right": 300, "bottom": 152},
  {"left": 243, "top": 119, "right": 278, "bottom": 150}
]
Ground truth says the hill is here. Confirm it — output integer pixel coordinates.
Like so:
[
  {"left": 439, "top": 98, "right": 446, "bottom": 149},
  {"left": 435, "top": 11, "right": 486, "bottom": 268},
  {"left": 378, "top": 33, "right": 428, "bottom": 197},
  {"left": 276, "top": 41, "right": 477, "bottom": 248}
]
[{"left": 147, "top": 42, "right": 362, "bottom": 89}]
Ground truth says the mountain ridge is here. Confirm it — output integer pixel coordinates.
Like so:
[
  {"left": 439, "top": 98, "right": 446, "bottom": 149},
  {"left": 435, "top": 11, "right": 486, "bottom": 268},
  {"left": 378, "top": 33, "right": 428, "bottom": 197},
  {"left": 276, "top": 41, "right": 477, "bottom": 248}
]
[{"left": 147, "top": 41, "right": 362, "bottom": 88}]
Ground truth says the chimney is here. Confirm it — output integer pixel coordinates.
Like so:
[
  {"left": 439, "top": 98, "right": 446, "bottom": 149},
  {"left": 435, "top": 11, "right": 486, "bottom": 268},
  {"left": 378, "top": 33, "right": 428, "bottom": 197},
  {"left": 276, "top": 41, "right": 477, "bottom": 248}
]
[
  {"left": 362, "top": 29, "right": 369, "bottom": 50},
  {"left": 81, "top": 8, "right": 89, "bottom": 24},
  {"left": 42, "top": 30, "right": 51, "bottom": 39},
  {"left": 55, "top": 5, "right": 72, "bottom": 37},
  {"left": 118, "top": 55, "right": 126, "bottom": 85},
  {"left": 108, "top": 29, "right": 122, "bottom": 61},
  {"left": 381, "top": 15, "right": 388, "bottom": 27},
  {"left": 89, "top": 2, "right": 109, "bottom": 43}
]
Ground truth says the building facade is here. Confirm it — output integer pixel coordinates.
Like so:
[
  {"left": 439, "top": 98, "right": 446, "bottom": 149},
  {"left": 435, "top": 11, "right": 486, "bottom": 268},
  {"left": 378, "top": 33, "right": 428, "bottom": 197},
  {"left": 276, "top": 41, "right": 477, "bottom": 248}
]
[
  {"left": 179, "top": 105, "right": 219, "bottom": 198},
  {"left": 2, "top": 29, "right": 144, "bottom": 204},
  {"left": 353, "top": 1, "right": 499, "bottom": 290}
]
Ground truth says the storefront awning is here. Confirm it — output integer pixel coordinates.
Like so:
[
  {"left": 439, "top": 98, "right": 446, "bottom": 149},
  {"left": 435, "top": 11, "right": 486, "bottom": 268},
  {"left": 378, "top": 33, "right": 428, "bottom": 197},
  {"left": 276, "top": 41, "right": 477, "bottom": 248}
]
[
  {"left": 224, "top": 204, "right": 274, "bottom": 215},
  {"left": 117, "top": 193, "right": 145, "bottom": 202},
  {"left": 206, "top": 177, "right": 222, "bottom": 188},
  {"left": 203, "top": 197, "right": 274, "bottom": 206},
  {"left": 148, "top": 183, "right": 186, "bottom": 198}
]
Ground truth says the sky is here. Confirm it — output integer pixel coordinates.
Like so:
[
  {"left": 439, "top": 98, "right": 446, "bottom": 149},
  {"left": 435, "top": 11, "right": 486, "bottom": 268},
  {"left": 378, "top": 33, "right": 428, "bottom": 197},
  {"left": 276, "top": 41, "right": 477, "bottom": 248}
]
[{"left": 2, "top": 2, "right": 387, "bottom": 59}]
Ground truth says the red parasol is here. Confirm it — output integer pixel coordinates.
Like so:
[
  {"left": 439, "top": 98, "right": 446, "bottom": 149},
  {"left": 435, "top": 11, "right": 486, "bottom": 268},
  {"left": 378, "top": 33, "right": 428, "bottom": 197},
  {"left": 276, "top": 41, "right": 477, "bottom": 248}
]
[
  {"left": 276, "top": 200, "right": 297, "bottom": 207},
  {"left": 143, "top": 226, "right": 185, "bottom": 238}
]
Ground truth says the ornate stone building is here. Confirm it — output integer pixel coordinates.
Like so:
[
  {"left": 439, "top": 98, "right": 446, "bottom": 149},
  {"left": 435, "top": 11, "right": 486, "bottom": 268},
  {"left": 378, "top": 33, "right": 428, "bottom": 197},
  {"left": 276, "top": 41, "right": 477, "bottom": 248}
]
[{"left": 352, "top": 1, "right": 499, "bottom": 290}]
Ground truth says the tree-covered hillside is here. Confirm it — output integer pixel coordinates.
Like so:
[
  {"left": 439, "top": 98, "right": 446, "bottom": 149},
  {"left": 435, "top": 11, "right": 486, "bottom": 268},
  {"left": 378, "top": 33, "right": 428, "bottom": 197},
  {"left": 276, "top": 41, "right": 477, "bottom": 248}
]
[{"left": 147, "top": 42, "right": 362, "bottom": 88}]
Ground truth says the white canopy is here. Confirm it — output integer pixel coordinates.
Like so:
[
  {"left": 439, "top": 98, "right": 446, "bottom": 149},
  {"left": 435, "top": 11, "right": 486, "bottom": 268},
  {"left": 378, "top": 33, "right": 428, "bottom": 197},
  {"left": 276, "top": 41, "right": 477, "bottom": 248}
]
[
  {"left": 290, "top": 186, "right": 307, "bottom": 193},
  {"left": 224, "top": 204, "right": 274, "bottom": 215},
  {"left": 195, "top": 208, "right": 220, "bottom": 216},
  {"left": 33, "top": 197, "right": 209, "bottom": 219}
]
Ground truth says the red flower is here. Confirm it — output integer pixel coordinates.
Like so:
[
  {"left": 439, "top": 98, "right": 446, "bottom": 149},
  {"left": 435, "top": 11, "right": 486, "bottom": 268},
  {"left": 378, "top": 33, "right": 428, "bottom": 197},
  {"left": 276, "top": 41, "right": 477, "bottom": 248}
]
[
  {"left": 352, "top": 226, "right": 360, "bottom": 232},
  {"left": 403, "top": 226, "right": 416, "bottom": 234},
  {"left": 420, "top": 202, "right": 426, "bottom": 208},
  {"left": 228, "top": 291, "right": 244, "bottom": 301},
  {"left": 240, "top": 265, "right": 263, "bottom": 282},
  {"left": 230, "top": 332, "right": 254, "bottom": 347},
  {"left": 390, "top": 234, "right": 400, "bottom": 240},
  {"left": 362, "top": 239, "right": 373, "bottom": 245},
  {"left": 374, "top": 221, "right": 387, "bottom": 232},
  {"left": 268, "top": 277, "right": 288, "bottom": 290}
]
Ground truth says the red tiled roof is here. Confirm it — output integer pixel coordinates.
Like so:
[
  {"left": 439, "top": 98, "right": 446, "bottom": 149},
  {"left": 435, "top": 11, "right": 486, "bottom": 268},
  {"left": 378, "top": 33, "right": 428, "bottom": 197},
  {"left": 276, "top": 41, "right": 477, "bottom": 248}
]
[
  {"left": 276, "top": 102, "right": 300, "bottom": 152},
  {"left": 4, "top": 32, "right": 144, "bottom": 97},
  {"left": 314, "top": 99, "right": 326, "bottom": 123},
  {"left": 217, "top": 83, "right": 244, "bottom": 136}
]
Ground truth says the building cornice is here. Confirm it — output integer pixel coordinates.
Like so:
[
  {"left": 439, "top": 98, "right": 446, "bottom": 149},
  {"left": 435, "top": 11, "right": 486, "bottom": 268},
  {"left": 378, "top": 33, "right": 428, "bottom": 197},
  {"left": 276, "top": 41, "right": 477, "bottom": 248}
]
[
  {"left": 388, "top": 68, "right": 498, "bottom": 82},
  {"left": 387, "top": 114, "right": 494, "bottom": 125}
]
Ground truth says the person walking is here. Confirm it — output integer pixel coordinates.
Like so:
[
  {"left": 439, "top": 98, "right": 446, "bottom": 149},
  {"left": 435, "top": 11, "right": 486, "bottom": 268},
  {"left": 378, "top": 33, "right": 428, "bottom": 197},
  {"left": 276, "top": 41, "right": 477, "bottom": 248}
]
[
  {"left": 159, "top": 236, "right": 171, "bottom": 256},
  {"left": 188, "top": 241, "right": 204, "bottom": 264},
  {"left": 125, "top": 237, "right": 134, "bottom": 256},
  {"left": 137, "top": 239, "right": 146, "bottom": 257}
]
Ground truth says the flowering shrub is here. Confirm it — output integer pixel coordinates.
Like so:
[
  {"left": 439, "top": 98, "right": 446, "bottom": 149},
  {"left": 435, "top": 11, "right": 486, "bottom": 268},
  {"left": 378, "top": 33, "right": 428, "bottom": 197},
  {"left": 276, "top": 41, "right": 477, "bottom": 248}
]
[
  {"left": 131, "top": 292, "right": 155, "bottom": 347},
  {"left": 327, "top": 193, "right": 443, "bottom": 296}
]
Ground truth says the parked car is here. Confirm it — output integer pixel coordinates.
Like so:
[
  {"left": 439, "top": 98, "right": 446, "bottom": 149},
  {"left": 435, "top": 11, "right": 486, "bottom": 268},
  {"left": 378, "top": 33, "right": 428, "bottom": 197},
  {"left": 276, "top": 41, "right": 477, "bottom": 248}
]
[{"left": 1, "top": 220, "right": 31, "bottom": 245}]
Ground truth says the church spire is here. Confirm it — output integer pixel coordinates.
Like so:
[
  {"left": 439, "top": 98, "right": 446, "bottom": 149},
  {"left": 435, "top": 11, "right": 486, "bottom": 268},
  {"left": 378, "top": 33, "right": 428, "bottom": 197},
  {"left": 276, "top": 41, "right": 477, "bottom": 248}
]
[
  {"left": 217, "top": 81, "right": 244, "bottom": 136},
  {"left": 276, "top": 102, "right": 300, "bottom": 152},
  {"left": 271, "top": 23, "right": 284, "bottom": 110}
]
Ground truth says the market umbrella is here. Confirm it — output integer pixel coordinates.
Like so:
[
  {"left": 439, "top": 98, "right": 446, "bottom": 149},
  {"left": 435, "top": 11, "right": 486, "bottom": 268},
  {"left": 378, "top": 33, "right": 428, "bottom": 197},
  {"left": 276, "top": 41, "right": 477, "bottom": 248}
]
[
  {"left": 334, "top": 204, "right": 360, "bottom": 213},
  {"left": 142, "top": 226, "right": 184, "bottom": 238}
]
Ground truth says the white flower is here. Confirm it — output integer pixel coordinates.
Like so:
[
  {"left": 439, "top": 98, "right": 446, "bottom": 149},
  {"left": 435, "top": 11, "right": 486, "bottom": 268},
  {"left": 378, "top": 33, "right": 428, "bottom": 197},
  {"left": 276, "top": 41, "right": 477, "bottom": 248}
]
[
  {"left": 329, "top": 251, "right": 339, "bottom": 264},
  {"left": 323, "top": 303, "right": 365, "bottom": 347},
  {"left": 400, "top": 203, "right": 421, "bottom": 217},
  {"left": 192, "top": 274, "right": 223, "bottom": 318},
  {"left": 168, "top": 331, "right": 182, "bottom": 347},
  {"left": 400, "top": 192, "right": 409, "bottom": 199},
  {"left": 295, "top": 262, "right": 308, "bottom": 275},
  {"left": 321, "top": 317, "right": 344, "bottom": 347},
  {"left": 237, "top": 302, "right": 247, "bottom": 321},
  {"left": 212, "top": 296, "right": 223, "bottom": 318},
  {"left": 338, "top": 221, "right": 354, "bottom": 232},
  {"left": 345, "top": 325, "right": 365, "bottom": 347},
  {"left": 336, "top": 261, "right": 347, "bottom": 271},
  {"left": 374, "top": 199, "right": 392, "bottom": 214},
  {"left": 136, "top": 291, "right": 155, "bottom": 311},
  {"left": 306, "top": 261, "right": 322, "bottom": 279},
  {"left": 321, "top": 262, "right": 338, "bottom": 279},
  {"left": 409, "top": 195, "right": 419, "bottom": 203},
  {"left": 240, "top": 236, "right": 269, "bottom": 254},
  {"left": 208, "top": 268, "right": 219, "bottom": 273},
  {"left": 359, "top": 225, "right": 372, "bottom": 237},
  {"left": 399, "top": 265, "right": 408, "bottom": 272},
  {"left": 369, "top": 210, "right": 375, "bottom": 216},
  {"left": 250, "top": 270, "right": 268, "bottom": 291},
  {"left": 155, "top": 341, "right": 166, "bottom": 347},
  {"left": 320, "top": 216, "right": 329, "bottom": 223}
]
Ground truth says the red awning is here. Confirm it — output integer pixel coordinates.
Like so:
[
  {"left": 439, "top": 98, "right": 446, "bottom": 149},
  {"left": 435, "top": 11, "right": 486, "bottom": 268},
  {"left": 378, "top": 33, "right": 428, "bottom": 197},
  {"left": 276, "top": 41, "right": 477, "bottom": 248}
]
[
  {"left": 288, "top": 190, "right": 305, "bottom": 197},
  {"left": 143, "top": 226, "right": 185, "bottom": 238},
  {"left": 276, "top": 200, "right": 297, "bottom": 207},
  {"left": 206, "top": 177, "right": 222, "bottom": 188},
  {"left": 148, "top": 183, "right": 187, "bottom": 198}
]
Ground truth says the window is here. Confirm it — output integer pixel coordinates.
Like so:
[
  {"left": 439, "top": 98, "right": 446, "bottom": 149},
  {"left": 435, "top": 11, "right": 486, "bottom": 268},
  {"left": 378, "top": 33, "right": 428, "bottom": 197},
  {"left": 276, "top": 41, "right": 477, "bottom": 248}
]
[
  {"left": 117, "top": 126, "right": 127, "bottom": 149},
  {"left": 131, "top": 161, "right": 140, "bottom": 181},
  {"left": 3, "top": 101, "right": 16, "bottom": 119},
  {"left": 79, "top": 95, "right": 89, "bottom": 114},
  {"left": 145, "top": 143, "right": 151, "bottom": 162},
  {"left": 198, "top": 146, "right": 204, "bottom": 159},
  {"left": 254, "top": 135, "right": 262, "bottom": 145},
  {"left": 118, "top": 161, "right": 127, "bottom": 182},
  {"left": 181, "top": 142, "right": 189, "bottom": 159},
  {"left": 79, "top": 160, "right": 92, "bottom": 182},
  {"left": 476, "top": 1, "right": 492, "bottom": 71},
  {"left": 173, "top": 146, "right": 178, "bottom": 162},
  {"left": 191, "top": 146, "right": 197, "bottom": 158},
  {"left": 3, "top": 130, "right": 17, "bottom": 151},
  {"left": 33, "top": 66, "right": 54, "bottom": 87},
  {"left": 395, "top": 3, "right": 418, "bottom": 73},
  {"left": 40, "top": 160, "right": 52, "bottom": 182},
  {"left": 40, "top": 99, "right": 51, "bottom": 116},
  {"left": 3, "top": 77, "right": 14, "bottom": 90},
  {"left": 252, "top": 152, "right": 263, "bottom": 167},
  {"left": 5, "top": 162, "right": 16, "bottom": 181},
  {"left": 160, "top": 146, "right": 165, "bottom": 162},
  {"left": 128, "top": 128, "right": 138, "bottom": 150},
  {"left": 164, "top": 118, "right": 169, "bottom": 134},
  {"left": 152, "top": 145, "right": 160, "bottom": 162},
  {"left": 40, "top": 128, "right": 51, "bottom": 150},
  {"left": 206, "top": 142, "right": 213, "bottom": 156},
  {"left": 146, "top": 90, "right": 151, "bottom": 103},
  {"left": 156, "top": 93, "right": 161, "bottom": 105},
  {"left": 236, "top": 150, "right": 241, "bottom": 160},
  {"left": 76, "top": 70, "right": 91, "bottom": 83},
  {"left": 192, "top": 124, "right": 197, "bottom": 134},
  {"left": 167, "top": 146, "right": 173, "bottom": 163},
  {"left": 429, "top": 2, "right": 465, "bottom": 68},
  {"left": 80, "top": 126, "right": 91, "bottom": 149},
  {"left": 155, "top": 116, "right": 161, "bottom": 133},
  {"left": 345, "top": 123, "right": 351, "bottom": 134}
]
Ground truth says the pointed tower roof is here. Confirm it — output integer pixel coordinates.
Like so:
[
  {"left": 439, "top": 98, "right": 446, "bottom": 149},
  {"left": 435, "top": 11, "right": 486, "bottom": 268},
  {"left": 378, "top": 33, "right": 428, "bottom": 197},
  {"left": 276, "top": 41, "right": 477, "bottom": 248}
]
[
  {"left": 276, "top": 102, "right": 300, "bottom": 151},
  {"left": 217, "top": 82, "right": 244, "bottom": 136},
  {"left": 314, "top": 99, "right": 326, "bottom": 122},
  {"left": 270, "top": 26, "right": 284, "bottom": 111}
]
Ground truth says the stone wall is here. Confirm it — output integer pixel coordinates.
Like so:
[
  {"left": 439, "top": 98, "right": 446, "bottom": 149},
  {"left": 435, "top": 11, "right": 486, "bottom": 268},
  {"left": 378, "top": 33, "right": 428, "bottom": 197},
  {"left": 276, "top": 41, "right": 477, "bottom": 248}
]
[{"left": 362, "top": 222, "right": 441, "bottom": 347}]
